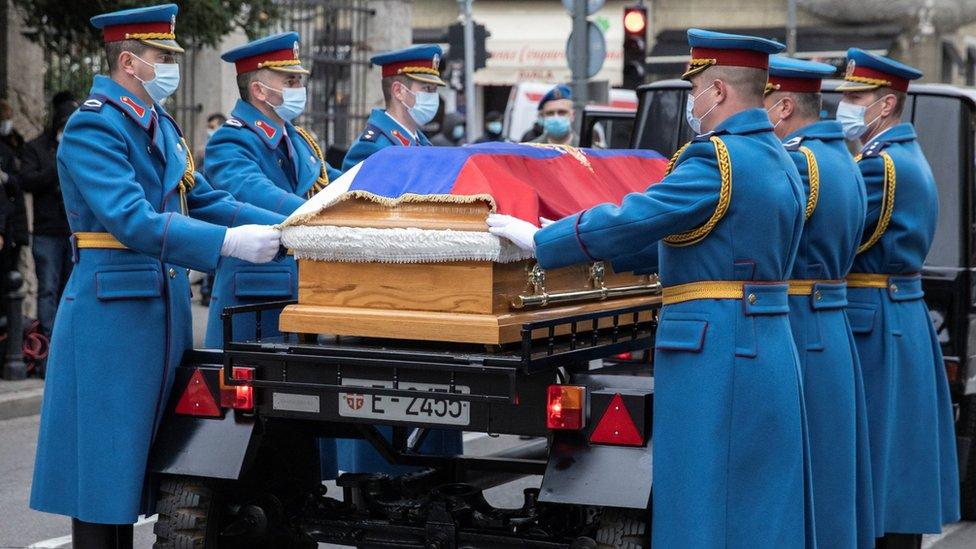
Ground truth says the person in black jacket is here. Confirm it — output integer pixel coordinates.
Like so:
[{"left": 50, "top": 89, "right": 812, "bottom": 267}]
[{"left": 18, "top": 97, "right": 76, "bottom": 335}]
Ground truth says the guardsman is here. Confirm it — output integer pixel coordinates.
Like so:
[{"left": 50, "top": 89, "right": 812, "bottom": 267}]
[
  {"left": 336, "top": 44, "right": 461, "bottom": 475},
  {"left": 528, "top": 84, "right": 579, "bottom": 146},
  {"left": 203, "top": 32, "right": 341, "bottom": 348},
  {"left": 341, "top": 44, "right": 445, "bottom": 171},
  {"left": 29, "top": 5, "right": 285, "bottom": 546},
  {"left": 837, "top": 48, "right": 960, "bottom": 548},
  {"left": 489, "top": 29, "right": 814, "bottom": 547},
  {"left": 764, "top": 56, "right": 875, "bottom": 549}
]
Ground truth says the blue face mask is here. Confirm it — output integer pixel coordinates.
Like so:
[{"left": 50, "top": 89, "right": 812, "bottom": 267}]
[
  {"left": 836, "top": 98, "right": 883, "bottom": 141},
  {"left": 132, "top": 53, "right": 180, "bottom": 103},
  {"left": 685, "top": 84, "right": 716, "bottom": 135},
  {"left": 260, "top": 83, "right": 307, "bottom": 122},
  {"left": 452, "top": 124, "right": 465, "bottom": 141},
  {"left": 543, "top": 115, "right": 571, "bottom": 139},
  {"left": 487, "top": 121, "right": 503, "bottom": 135},
  {"left": 402, "top": 87, "right": 440, "bottom": 126}
]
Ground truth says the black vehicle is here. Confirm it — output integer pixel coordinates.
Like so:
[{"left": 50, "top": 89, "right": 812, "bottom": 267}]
[
  {"left": 581, "top": 79, "right": 976, "bottom": 519},
  {"left": 150, "top": 300, "right": 658, "bottom": 548}
]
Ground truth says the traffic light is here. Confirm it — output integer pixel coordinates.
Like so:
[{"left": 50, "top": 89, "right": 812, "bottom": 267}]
[
  {"left": 622, "top": 5, "right": 647, "bottom": 90},
  {"left": 447, "top": 22, "right": 490, "bottom": 71}
]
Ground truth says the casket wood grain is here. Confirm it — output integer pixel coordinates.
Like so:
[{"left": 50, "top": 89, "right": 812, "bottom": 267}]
[{"left": 279, "top": 198, "right": 659, "bottom": 345}]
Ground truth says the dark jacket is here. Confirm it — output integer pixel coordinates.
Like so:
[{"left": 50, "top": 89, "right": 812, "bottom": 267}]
[
  {"left": 0, "top": 132, "right": 29, "bottom": 245},
  {"left": 19, "top": 129, "right": 70, "bottom": 237}
]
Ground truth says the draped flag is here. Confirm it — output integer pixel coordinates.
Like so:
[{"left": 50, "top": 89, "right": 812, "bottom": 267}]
[
  {"left": 282, "top": 143, "right": 668, "bottom": 263},
  {"left": 285, "top": 142, "right": 668, "bottom": 226}
]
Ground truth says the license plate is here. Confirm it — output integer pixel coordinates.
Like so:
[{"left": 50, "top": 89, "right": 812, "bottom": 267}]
[{"left": 339, "top": 378, "right": 470, "bottom": 426}]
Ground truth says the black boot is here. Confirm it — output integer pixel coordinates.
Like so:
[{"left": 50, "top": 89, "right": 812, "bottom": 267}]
[
  {"left": 71, "top": 518, "right": 134, "bottom": 549},
  {"left": 875, "top": 533, "right": 923, "bottom": 549}
]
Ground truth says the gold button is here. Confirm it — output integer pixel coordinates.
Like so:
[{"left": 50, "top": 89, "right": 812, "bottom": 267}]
[
  {"left": 168, "top": 268, "right": 177, "bottom": 278},
  {"left": 889, "top": 283, "right": 898, "bottom": 293},
  {"left": 814, "top": 290, "right": 823, "bottom": 301},
  {"left": 747, "top": 293, "right": 757, "bottom": 304}
]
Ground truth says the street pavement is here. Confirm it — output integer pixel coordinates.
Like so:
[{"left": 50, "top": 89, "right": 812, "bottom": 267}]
[{"left": 0, "top": 300, "right": 974, "bottom": 548}]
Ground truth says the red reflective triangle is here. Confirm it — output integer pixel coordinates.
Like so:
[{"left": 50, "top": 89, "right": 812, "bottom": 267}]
[
  {"left": 175, "top": 368, "right": 221, "bottom": 417},
  {"left": 589, "top": 393, "right": 644, "bottom": 446}
]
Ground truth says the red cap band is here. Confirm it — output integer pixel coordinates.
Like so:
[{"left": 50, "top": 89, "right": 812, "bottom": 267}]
[
  {"left": 381, "top": 59, "right": 439, "bottom": 78},
  {"left": 767, "top": 75, "right": 822, "bottom": 94},
  {"left": 102, "top": 21, "right": 173, "bottom": 43},
  {"left": 234, "top": 48, "right": 298, "bottom": 74},
  {"left": 690, "top": 47, "right": 770, "bottom": 71},
  {"left": 847, "top": 64, "right": 909, "bottom": 92}
]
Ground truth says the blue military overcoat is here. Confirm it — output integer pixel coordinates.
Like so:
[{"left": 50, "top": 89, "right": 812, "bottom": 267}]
[
  {"left": 847, "top": 123, "right": 960, "bottom": 534},
  {"left": 536, "top": 109, "right": 814, "bottom": 548},
  {"left": 783, "top": 121, "right": 875, "bottom": 549},
  {"left": 203, "top": 99, "right": 340, "bottom": 348},
  {"left": 341, "top": 108, "right": 432, "bottom": 172},
  {"left": 30, "top": 75, "right": 284, "bottom": 524},
  {"left": 336, "top": 107, "right": 460, "bottom": 475}
]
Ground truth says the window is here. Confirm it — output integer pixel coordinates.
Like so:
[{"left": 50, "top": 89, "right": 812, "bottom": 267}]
[
  {"left": 912, "top": 95, "right": 964, "bottom": 268},
  {"left": 634, "top": 88, "right": 690, "bottom": 156}
]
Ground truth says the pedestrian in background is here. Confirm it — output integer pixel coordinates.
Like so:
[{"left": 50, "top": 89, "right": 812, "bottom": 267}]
[
  {"left": 18, "top": 94, "right": 77, "bottom": 337},
  {"left": 474, "top": 110, "right": 508, "bottom": 143},
  {"left": 0, "top": 99, "right": 32, "bottom": 340},
  {"left": 431, "top": 111, "right": 465, "bottom": 146},
  {"left": 528, "top": 84, "right": 578, "bottom": 146},
  {"left": 197, "top": 112, "right": 228, "bottom": 306}
]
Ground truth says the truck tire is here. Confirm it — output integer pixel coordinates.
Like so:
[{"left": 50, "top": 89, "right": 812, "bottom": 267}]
[
  {"left": 152, "top": 475, "right": 316, "bottom": 549},
  {"left": 153, "top": 476, "right": 220, "bottom": 548},
  {"left": 595, "top": 508, "right": 649, "bottom": 549},
  {"left": 961, "top": 394, "right": 976, "bottom": 520}
]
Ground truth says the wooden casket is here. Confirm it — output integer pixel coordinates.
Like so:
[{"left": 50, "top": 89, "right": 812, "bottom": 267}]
[{"left": 278, "top": 144, "right": 668, "bottom": 345}]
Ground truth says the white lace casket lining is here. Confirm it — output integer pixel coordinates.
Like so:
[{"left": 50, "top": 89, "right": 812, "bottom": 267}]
[{"left": 279, "top": 162, "right": 535, "bottom": 264}]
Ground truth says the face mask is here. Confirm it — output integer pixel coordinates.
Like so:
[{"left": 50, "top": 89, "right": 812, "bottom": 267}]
[
  {"left": 56, "top": 130, "right": 64, "bottom": 142},
  {"left": 836, "top": 98, "right": 883, "bottom": 140},
  {"left": 487, "top": 121, "right": 503, "bottom": 135},
  {"left": 0, "top": 120, "right": 11, "bottom": 136},
  {"left": 766, "top": 98, "right": 784, "bottom": 130},
  {"left": 452, "top": 125, "right": 465, "bottom": 141},
  {"left": 685, "top": 84, "right": 716, "bottom": 134},
  {"left": 206, "top": 128, "right": 217, "bottom": 138},
  {"left": 543, "top": 115, "right": 571, "bottom": 139},
  {"left": 259, "top": 83, "right": 307, "bottom": 122},
  {"left": 401, "top": 87, "right": 440, "bottom": 126},
  {"left": 131, "top": 53, "right": 180, "bottom": 103}
]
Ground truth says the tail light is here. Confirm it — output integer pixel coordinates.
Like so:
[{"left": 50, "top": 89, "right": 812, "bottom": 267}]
[
  {"left": 220, "top": 367, "right": 255, "bottom": 411},
  {"left": 175, "top": 368, "right": 221, "bottom": 417},
  {"left": 944, "top": 359, "right": 959, "bottom": 384},
  {"left": 547, "top": 385, "right": 585, "bottom": 430}
]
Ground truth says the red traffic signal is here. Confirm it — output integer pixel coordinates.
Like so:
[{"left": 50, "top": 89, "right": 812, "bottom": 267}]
[{"left": 623, "top": 6, "right": 647, "bottom": 36}]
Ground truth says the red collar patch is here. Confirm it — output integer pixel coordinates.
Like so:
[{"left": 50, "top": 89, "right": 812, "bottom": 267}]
[
  {"left": 391, "top": 129, "right": 411, "bottom": 146},
  {"left": 119, "top": 96, "right": 146, "bottom": 119},
  {"left": 254, "top": 120, "right": 277, "bottom": 140}
]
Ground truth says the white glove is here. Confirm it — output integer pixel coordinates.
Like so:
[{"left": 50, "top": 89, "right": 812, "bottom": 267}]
[
  {"left": 220, "top": 225, "right": 281, "bottom": 264},
  {"left": 486, "top": 213, "right": 538, "bottom": 252}
]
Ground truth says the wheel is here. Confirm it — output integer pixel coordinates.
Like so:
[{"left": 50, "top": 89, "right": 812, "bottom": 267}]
[
  {"left": 152, "top": 475, "right": 315, "bottom": 549},
  {"left": 153, "top": 476, "right": 220, "bottom": 548},
  {"left": 594, "top": 508, "right": 649, "bottom": 549},
  {"left": 960, "top": 394, "right": 976, "bottom": 520}
]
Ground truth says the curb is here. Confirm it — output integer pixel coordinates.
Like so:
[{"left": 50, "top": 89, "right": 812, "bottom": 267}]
[{"left": 0, "top": 385, "right": 44, "bottom": 421}]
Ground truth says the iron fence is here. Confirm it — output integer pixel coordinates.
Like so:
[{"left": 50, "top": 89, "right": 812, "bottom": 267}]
[{"left": 273, "top": 0, "right": 373, "bottom": 150}]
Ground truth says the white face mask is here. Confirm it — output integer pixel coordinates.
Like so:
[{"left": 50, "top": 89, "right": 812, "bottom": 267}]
[
  {"left": 131, "top": 53, "right": 180, "bottom": 103},
  {"left": 836, "top": 97, "right": 884, "bottom": 141},
  {"left": 0, "top": 120, "right": 12, "bottom": 136},
  {"left": 766, "top": 98, "right": 785, "bottom": 130},
  {"left": 685, "top": 84, "right": 716, "bottom": 134}
]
